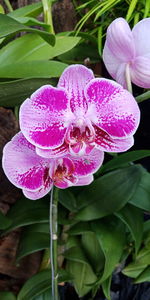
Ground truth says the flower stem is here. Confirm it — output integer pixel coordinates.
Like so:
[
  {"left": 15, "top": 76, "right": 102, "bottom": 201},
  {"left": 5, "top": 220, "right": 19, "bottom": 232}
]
[
  {"left": 42, "top": 0, "right": 54, "bottom": 34},
  {"left": 4, "top": 0, "right": 13, "bottom": 12},
  {"left": 136, "top": 90, "right": 150, "bottom": 103},
  {"left": 50, "top": 186, "right": 59, "bottom": 300},
  {"left": 125, "top": 64, "right": 133, "bottom": 94}
]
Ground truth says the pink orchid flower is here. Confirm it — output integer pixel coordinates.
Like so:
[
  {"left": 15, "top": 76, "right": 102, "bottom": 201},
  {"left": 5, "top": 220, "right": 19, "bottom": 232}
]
[
  {"left": 103, "top": 17, "right": 150, "bottom": 89},
  {"left": 2, "top": 132, "right": 104, "bottom": 200},
  {"left": 20, "top": 65, "right": 140, "bottom": 157}
]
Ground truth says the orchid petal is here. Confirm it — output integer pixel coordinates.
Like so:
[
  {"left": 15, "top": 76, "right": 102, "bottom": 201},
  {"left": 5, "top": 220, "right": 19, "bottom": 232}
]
[
  {"left": 94, "top": 126, "right": 134, "bottom": 152},
  {"left": 58, "top": 64, "right": 94, "bottom": 113},
  {"left": 132, "top": 18, "right": 150, "bottom": 57},
  {"left": 85, "top": 78, "right": 140, "bottom": 138},
  {"left": 76, "top": 175, "right": 94, "bottom": 186},
  {"left": 20, "top": 85, "right": 73, "bottom": 149},
  {"left": 70, "top": 148, "right": 104, "bottom": 177},
  {"left": 23, "top": 182, "right": 53, "bottom": 200},
  {"left": 36, "top": 143, "right": 68, "bottom": 158},
  {"left": 130, "top": 56, "right": 150, "bottom": 89},
  {"left": 103, "top": 18, "right": 135, "bottom": 81},
  {"left": 2, "top": 132, "right": 50, "bottom": 191}
]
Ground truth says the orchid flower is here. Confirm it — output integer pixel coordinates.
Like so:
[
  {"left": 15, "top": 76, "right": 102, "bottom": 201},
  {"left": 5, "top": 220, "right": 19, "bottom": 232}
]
[
  {"left": 2, "top": 132, "right": 104, "bottom": 200},
  {"left": 103, "top": 17, "right": 150, "bottom": 89},
  {"left": 19, "top": 65, "right": 140, "bottom": 158}
]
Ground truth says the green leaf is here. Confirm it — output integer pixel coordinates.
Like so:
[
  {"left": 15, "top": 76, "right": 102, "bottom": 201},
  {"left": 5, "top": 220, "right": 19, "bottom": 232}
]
[
  {"left": 0, "top": 210, "right": 12, "bottom": 229},
  {"left": 17, "top": 223, "right": 50, "bottom": 261},
  {"left": 0, "top": 5, "right": 4, "bottom": 14},
  {"left": 32, "top": 289, "right": 52, "bottom": 300},
  {"left": 8, "top": 2, "right": 43, "bottom": 18},
  {"left": 0, "top": 78, "right": 57, "bottom": 107},
  {"left": 92, "top": 217, "right": 126, "bottom": 282},
  {"left": 101, "top": 276, "right": 112, "bottom": 300},
  {"left": 134, "top": 266, "right": 150, "bottom": 283},
  {"left": 58, "top": 189, "right": 79, "bottom": 212},
  {"left": 129, "top": 169, "right": 150, "bottom": 211},
  {"left": 0, "top": 292, "right": 16, "bottom": 300},
  {"left": 0, "top": 60, "right": 68, "bottom": 78},
  {"left": 102, "top": 150, "right": 150, "bottom": 173},
  {"left": 0, "top": 14, "right": 55, "bottom": 45},
  {"left": 0, "top": 34, "right": 80, "bottom": 66},
  {"left": 115, "top": 203, "right": 143, "bottom": 254},
  {"left": 126, "top": 0, "right": 138, "bottom": 21},
  {"left": 2, "top": 197, "right": 49, "bottom": 235},
  {"left": 75, "top": 165, "right": 142, "bottom": 221},
  {"left": 68, "top": 222, "right": 92, "bottom": 235}
]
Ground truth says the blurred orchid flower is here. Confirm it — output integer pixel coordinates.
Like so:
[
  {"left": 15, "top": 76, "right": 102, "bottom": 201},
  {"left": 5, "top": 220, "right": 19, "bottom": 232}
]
[
  {"left": 103, "top": 17, "right": 150, "bottom": 89},
  {"left": 2, "top": 132, "right": 104, "bottom": 200},
  {"left": 20, "top": 65, "right": 140, "bottom": 157}
]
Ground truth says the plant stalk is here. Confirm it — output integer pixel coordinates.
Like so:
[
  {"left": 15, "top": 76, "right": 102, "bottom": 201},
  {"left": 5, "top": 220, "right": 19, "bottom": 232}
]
[
  {"left": 42, "top": 0, "right": 54, "bottom": 34},
  {"left": 125, "top": 63, "right": 133, "bottom": 94},
  {"left": 50, "top": 186, "right": 59, "bottom": 300},
  {"left": 4, "top": 0, "right": 13, "bottom": 12}
]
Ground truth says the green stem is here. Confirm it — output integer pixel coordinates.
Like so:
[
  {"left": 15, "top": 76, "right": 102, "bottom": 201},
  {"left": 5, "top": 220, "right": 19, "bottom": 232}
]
[
  {"left": 42, "top": 0, "right": 54, "bottom": 34},
  {"left": 125, "top": 63, "right": 133, "bottom": 94},
  {"left": 4, "top": 0, "right": 13, "bottom": 12},
  {"left": 136, "top": 90, "right": 150, "bottom": 103},
  {"left": 50, "top": 187, "right": 59, "bottom": 300}
]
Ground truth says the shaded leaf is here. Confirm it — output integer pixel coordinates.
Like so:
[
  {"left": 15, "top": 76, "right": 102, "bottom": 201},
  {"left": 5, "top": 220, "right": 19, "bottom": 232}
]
[
  {"left": 75, "top": 166, "right": 142, "bottom": 221},
  {"left": 8, "top": 2, "right": 43, "bottom": 18},
  {"left": 0, "top": 210, "right": 12, "bottom": 229},
  {"left": 32, "top": 289, "right": 52, "bottom": 300},
  {"left": 101, "top": 276, "right": 112, "bottom": 300},
  {"left": 68, "top": 222, "right": 92, "bottom": 235},
  {"left": 134, "top": 266, "right": 150, "bottom": 283},
  {"left": 0, "top": 292, "right": 16, "bottom": 300},
  {"left": 58, "top": 189, "right": 78, "bottom": 212}
]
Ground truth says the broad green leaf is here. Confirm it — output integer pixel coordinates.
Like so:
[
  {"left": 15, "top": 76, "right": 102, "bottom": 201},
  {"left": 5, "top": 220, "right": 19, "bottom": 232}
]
[
  {"left": 115, "top": 203, "right": 143, "bottom": 254},
  {"left": 0, "top": 14, "right": 55, "bottom": 45},
  {"left": 14, "top": 17, "right": 51, "bottom": 30},
  {"left": 92, "top": 217, "right": 126, "bottom": 282},
  {"left": 129, "top": 170, "right": 150, "bottom": 211},
  {"left": 0, "top": 292, "right": 16, "bottom": 300},
  {"left": 0, "top": 78, "right": 57, "bottom": 107},
  {"left": 101, "top": 276, "right": 112, "bottom": 300},
  {"left": 2, "top": 197, "right": 49, "bottom": 235},
  {"left": 58, "top": 189, "right": 78, "bottom": 212},
  {"left": 32, "top": 289, "right": 52, "bottom": 300},
  {"left": 0, "top": 60, "right": 68, "bottom": 78},
  {"left": 0, "top": 34, "right": 80, "bottom": 65},
  {"left": 143, "top": 220, "right": 150, "bottom": 245},
  {"left": 81, "top": 232, "right": 105, "bottom": 274},
  {"left": 0, "top": 210, "right": 12, "bottom": 229},
  {"left": 8, "top": 2, "right": 43, "bottom": 18},
  {"left": 0, "top": 5, "right": 4, "bottom": 14},
  {"left": 17, "top": 223, "right": 50, "bottom": 261},
  {"left": 102, "top": 150, "right": 150, "bottom": 173},
  {"left": 68, "top": 222, "right": 92, "bottom": 235},
  {"left": 134, "top": 266, "right": 150, "bottom": 283},
  {"left": 75, "top": 165, "right": 142, "bottom": 221}
]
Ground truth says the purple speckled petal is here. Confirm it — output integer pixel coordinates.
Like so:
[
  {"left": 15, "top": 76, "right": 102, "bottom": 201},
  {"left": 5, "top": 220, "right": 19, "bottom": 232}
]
[
  {"left": 23, "top": 182, "right": 53, "bottom": 200},
  {"left": 58, "top": 64, "right": 94, "bottom": 113},
  {"left": 20, "top": 85, "right": 73, "bottom": 149},
  {"left": 103, "top": 18, "right": 135, "bottom": 81},
  {"left": 69, "top": 148, "right": 104, "bottom": 177},
  {"left": 85, "top": 78, "right": 140, "bottom": 138},
  {"left": 2, "top": 132, "right": 51, "bottom": 191},
  {"left": 36, "top": 142, "right": 68, "bottom": 158},
  {"left": 75, "top": 174, "right": 94, "bottom": 186},
  {"left": 94, "top": 126, "right": 134, "bottom": 152}
]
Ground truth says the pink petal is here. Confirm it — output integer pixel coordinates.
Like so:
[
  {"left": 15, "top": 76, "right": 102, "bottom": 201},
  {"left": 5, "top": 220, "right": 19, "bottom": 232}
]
[
  {"left": 130, "top": 56, "right": 150, "bottom": 89},
  {"left": 132, "top": 18, "right": 150, "bottom": 57},
  {"left": 76, "top": 174, "right": 94, "bottom": 186},
  {"left": 36, "top": 143, "right": 68, "bottom": 158},
  {"left": 20, "top": 85, "right": 73, "bottom": 149},
  {"left": 58, "top": 64, "right": 94, "bottom": 113},
  {"left": 69, "top": 148, "right": 104, "bottom": 177},
  {"left": 85, "top": 78, "right": 140, "bottom": 138},
  {"left": 2, "top": 132, "right": 51, "bottom": 191},
  {"left": 94, "top": 126, "right": 134, "bottom": 152},
  {"left": 103, "top": 18, "right": 135, "bottom": 81},
  {"left": 23, "top": 182, "right": 53, "bottom": 200}
]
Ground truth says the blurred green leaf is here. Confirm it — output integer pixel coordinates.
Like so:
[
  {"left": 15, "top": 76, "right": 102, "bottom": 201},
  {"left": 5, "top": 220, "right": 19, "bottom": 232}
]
[
  {"left": 134, "top": 266, "right": 150, "bottom": 283},
  {"left": 0, "top": 292, "right": 16, "bottom": 300},
  {"left": 0, "top": 60, "right": 67, "bottom": 78},
  {"left": 75, "top": 165, "right": 142, "bottom": 221},
  {"left": 0, "top": 78, "right": 57, "bottom": 107},
  {"left": 8, "top": 2, "right": 43, "bottom": 18},
  {"left": 2, "top": 197, "right": 49, "bottom": 235},
  {"left": 0, "top": 5, "right": 4, "bottom": 14},
  {"left": 0, "top": 14, "right": 55, "bottom": 45},
  {"left": 101, "top": 276, "right": 112, "bottom": 300},
  {"left": 0, "top": 210, "right": 12, "bottom": 229},
  {"left": 32, "top": 289, "right": 52, "bottom": 300},
  {"left": 17, "top": 223, "right": 49, "bottom": 261},
  {"left": 116, "top": 203, "right": 143, "bottom": 254},
  {"left": 0, "top": 34, "right": 80, "bottom": 65},
  {"left": 126, "top": 0, "right": 138, "bottom": 21},
  {"left": 102, "top": 150, "right": 150, "bottom": 173},
  {"left": 92, "top": 217, "right": 126, "bottom": 282},
  {"left": 58, "top": 189, "right": 78, "bottom": 212},
  {"left": 129, "top": 170, "right": 150, "bottom": 211},
  {"left": 68, "top": 222, "right": 92, "bottom": 235}
]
